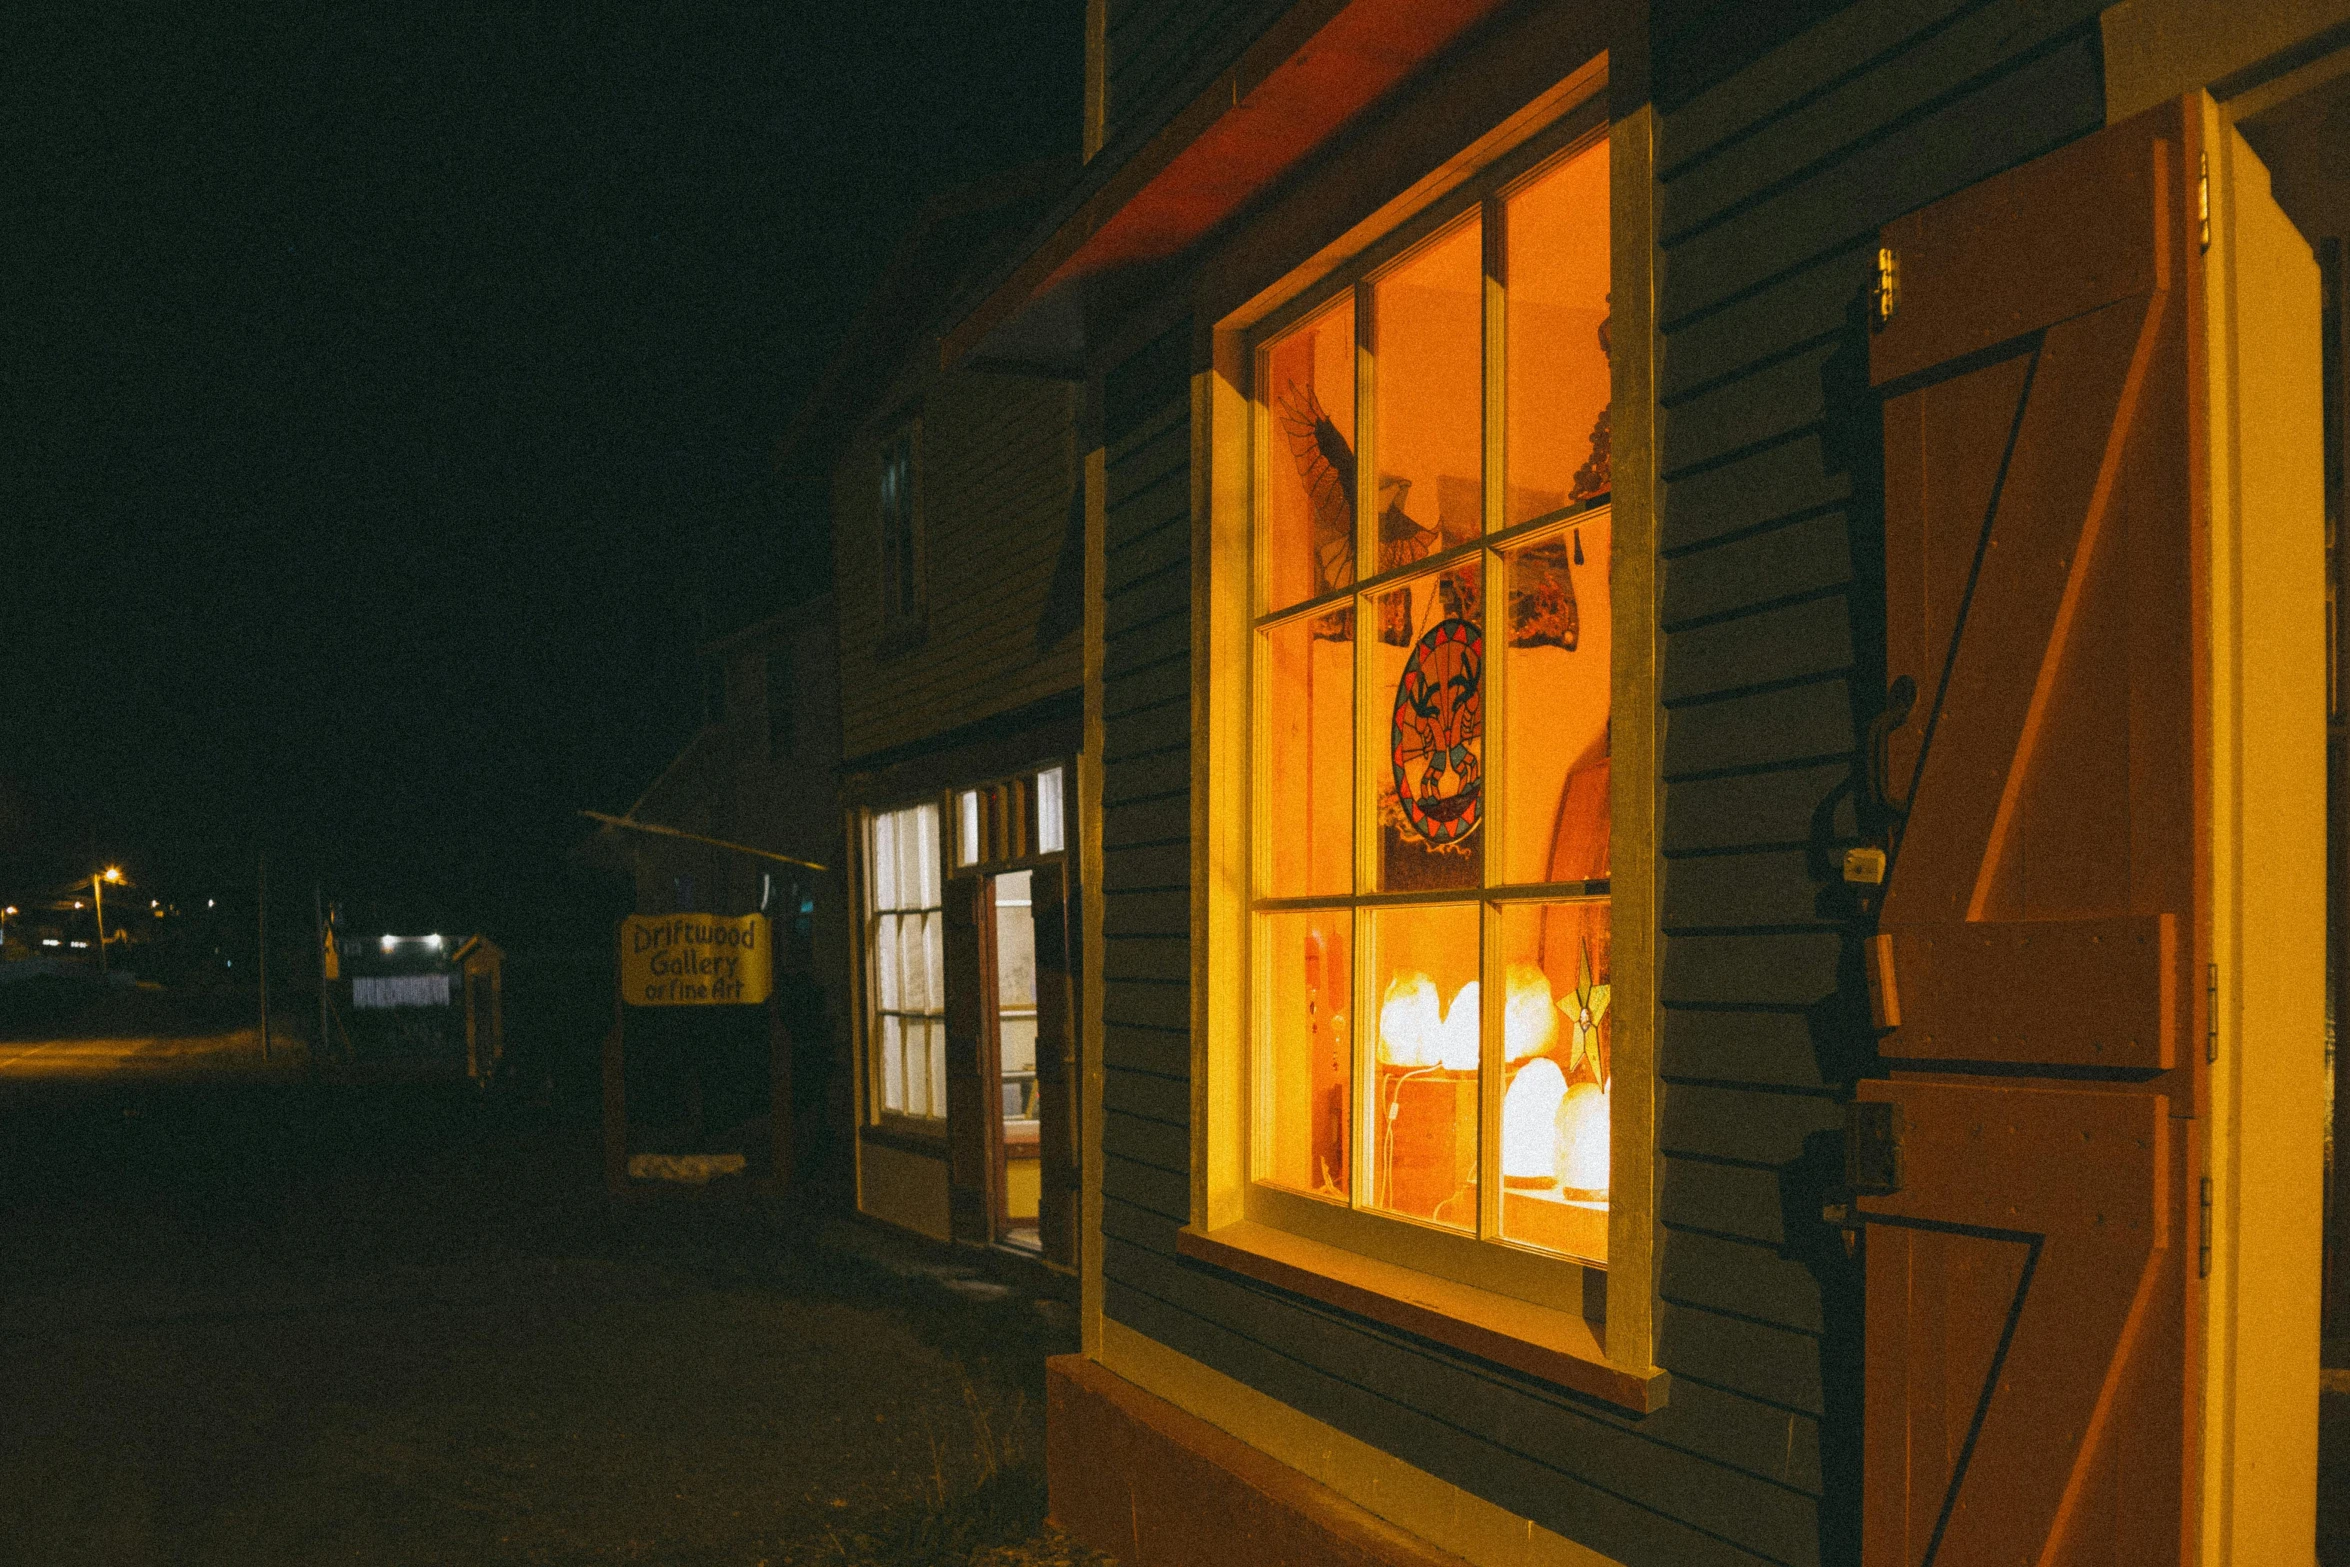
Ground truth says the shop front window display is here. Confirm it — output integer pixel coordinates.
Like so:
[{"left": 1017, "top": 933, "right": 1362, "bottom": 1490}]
[{"left": 1252, "top": 131, "right": 1612, "bottom": 1264}]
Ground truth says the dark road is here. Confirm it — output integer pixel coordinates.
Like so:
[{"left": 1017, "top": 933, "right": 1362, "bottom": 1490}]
[{"left": 0, "top": 1020, "right": 1100, "bottom": 1566}]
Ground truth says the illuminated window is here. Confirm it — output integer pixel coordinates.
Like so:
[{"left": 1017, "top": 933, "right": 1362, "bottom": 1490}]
[
  {"left": 1252, "top": 133, "right": 1613, "bottom": 1262},
  {"left": 1035, "top": 765, "right": 1066, "bottom": 855},
  {"left": 866, "top": 801, "right": 945, "bottom": 1119},
  {"left": 878, "top": 423, "right": 923, "bottom": 635}
]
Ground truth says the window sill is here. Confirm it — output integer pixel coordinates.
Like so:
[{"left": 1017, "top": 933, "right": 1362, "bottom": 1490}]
[{"left": 1175, "top": 1220, "right": 1668, "bottom": 1413}]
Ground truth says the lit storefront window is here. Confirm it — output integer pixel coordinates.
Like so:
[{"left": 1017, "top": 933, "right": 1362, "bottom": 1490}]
[
  {"left": 867, "top": 802, "right": 945, "bottom": 1118},
  {"left": 1252, "top": 134, "right": 1613, "bottom": 1262}
]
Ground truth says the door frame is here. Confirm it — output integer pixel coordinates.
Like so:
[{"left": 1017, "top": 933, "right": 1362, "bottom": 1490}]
[{"left": 2194, "top": 91, "right": 2331, "bottom": 1562}]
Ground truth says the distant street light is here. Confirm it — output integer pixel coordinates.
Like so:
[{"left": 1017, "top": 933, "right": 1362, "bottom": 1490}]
[{"left": 92, "top": 866, "right": 124, "bottom": 976}]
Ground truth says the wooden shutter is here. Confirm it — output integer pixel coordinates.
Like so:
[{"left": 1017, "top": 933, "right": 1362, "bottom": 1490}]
[
  {"left": 943, "top": 870, "right": 993, "bottom": 1244},
  {"left": 1859, "top": 97, "right": 2203, "bottom": 1566},
  {"left": 1032, "top": 859, "right": 1081, "bottom": 1269}
]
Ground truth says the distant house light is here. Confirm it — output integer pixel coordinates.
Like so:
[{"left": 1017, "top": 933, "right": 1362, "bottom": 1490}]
[
  {"left": 41, "top": 939, "right": 60, "bottom": 947},
  {"left": 381, "top": 936, "right": 398, "bottom": 952},
  {"left": 427, "top": 934, "right": 444, "bottom": 949},
  {"left": 208, "top": 899, "right": 216, "bottom": 908},
  {"left": 68, "top": 940, "right": 88, "bottom": 949}
]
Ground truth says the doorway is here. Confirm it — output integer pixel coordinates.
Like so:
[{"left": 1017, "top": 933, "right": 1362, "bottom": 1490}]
[{"left": 989, "top": 870, "right": 1042, "bottom": 1250}]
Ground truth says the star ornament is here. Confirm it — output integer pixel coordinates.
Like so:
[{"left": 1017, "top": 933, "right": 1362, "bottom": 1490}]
[{"left": 1559, "top": 937, "right": 1611, "bottom": 1086}]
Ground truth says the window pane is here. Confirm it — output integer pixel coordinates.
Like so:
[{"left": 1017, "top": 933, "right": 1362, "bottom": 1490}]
[
  {"left": 923, "top": 910, "right": 944, "bottom": 1015},
  {"left": 994, "top": 871, "right": 1035, "bottom": 1007},
  {"left": 957, "top": 790, "right": 980, "bottom": 866},
  {"left": 898, "top": 804, "right": 936, "bottom": 908},
  {"left": 926, "top": 1021, "right": 948, "bottom": 1120},
  {"left": 895, "top": 913, "right": 927, "bottom": 1013},
  {"left": 1000, "top": 1013, "right": 1038, "bottom": 1076},
  {"left": 872, "top": 812, "right": 900, "bottom": 911},
  {"left": 1261, "top": 295, "right": 1357, "bottom": 614},
  {"left": 1370, "top": 215, "right": 1483, "bottom": 556},
  {"left": 1500, "top": 515, "right": 1610, "bottom": 884},
  {"left": 1262, "top": 613, "right": 1353, "bottom": 896},
  {"left": 903, "top": 1017, "right": 930, "bottom": 1119},
  {"left": 1505, "top": 140, "right": 1611, "bottom": 526},
  {"left": 1035, "top": 767, "right": 1065, "bottom": 854},
  {"left": 875, "top": 913, "right": 903, "bottom": 1010},
  {"left": 1496, "top": 899, "right": 1609, "bottom": 1263},
  {"left": 1371, "top": 562, "right": 1483, "bottom": 892},
  {"left": 1367, "top": 903, "right": 1479, "bottom": 1230},
  {"left": 881, "top": 1016, "right": 906, "bottom": 1114},
  {"left": 1258, "top": 910, "right": 1352, "bottom": 1201}
]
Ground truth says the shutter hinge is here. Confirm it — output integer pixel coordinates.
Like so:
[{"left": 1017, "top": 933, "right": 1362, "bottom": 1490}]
[
  {"left": 1875, "top": 246, "right": 1900, "bottom": 326},
  {"left": 2199, "top": 152, "right": 2210, "bottom": 251},
  {"left": 2199, "top": 1176, "right": 2213, "bottom": 1278},
  {"left": 2206, "top": 963, "right": 2219, "bottom": 1063}
]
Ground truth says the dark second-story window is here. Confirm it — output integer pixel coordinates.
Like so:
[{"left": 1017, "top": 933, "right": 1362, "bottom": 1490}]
[
  {"left": 878, "top": 423, "right": 922, "bottom": 634},
  {"left": 766, "top": 648, "right": 795, "bottom": 756}
]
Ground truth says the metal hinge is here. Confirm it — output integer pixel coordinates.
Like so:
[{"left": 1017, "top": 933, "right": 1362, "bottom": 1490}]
[
  {"left": 1844, "top": 1100, "right": 1905, "bottom": 1195},
  {"left": 1824, "top": 1100, "right": 1905, "bottom": 1258},
  {"left": 2199, "top": 1176, "right": 2213, "bottom": 1279},
  {"left": 1876, "top": 246, "right": 1901, "bottom": 325},
  {"left": 2206, "top": 963, "right": 2218, "bottom": 1063},
  {"left": 2199, "top": 153, "right": 2210, "bottom": 251}
]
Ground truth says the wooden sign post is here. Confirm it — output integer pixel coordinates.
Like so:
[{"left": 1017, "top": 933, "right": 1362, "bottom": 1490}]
[{"left": 602, "top": 913, "right": 793, "bottom": 1200}]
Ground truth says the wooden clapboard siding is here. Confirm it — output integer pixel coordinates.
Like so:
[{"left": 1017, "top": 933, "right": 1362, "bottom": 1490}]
[
  {"left": 1072, "top": 8, "right": 2117, "bottom": 1564},
  {"left": 834, "top": 370, "right": 1081, "bottom": 762},
  {"left": 1647, "top": 1, "right": 2114, "bottom": 1561},
  {"left": 1101, "top": 0, "right": 1272, "bottom": 152}
]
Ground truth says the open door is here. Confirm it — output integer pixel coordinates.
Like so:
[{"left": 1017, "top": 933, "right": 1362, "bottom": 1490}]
[
  {"left": 943, "top": 870, "right": 993, "bottom": 1244},
  {"left": 1857, "top": 98, "right": 2204, "bottom": 1564},
  {"left": 1032, "top": 859, "right": 1080, "bottom": 1270}
]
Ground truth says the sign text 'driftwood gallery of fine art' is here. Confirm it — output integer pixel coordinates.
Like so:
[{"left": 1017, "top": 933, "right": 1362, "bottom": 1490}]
[{"left": 619, "top": 914, "right": 772, "bottom": 1006}]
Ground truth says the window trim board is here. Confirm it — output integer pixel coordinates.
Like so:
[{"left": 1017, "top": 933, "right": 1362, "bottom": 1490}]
[{"left": 1174, "top": 1219, "right": 1668, "bottom": 1413}]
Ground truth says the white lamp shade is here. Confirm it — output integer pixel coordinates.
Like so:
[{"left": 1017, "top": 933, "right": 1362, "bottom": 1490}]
[
  {"left": 1502, "top": 962, "right": 1559, "bottom": 1062},
  {"left": 1377, "top": 971, "right": 1442, "bottom": 1067},
  {"left": 1436, "top": 981, "right": 1480, "bottom": 1072},
  {"left": 1502, "top": 1057, "right": 1568, "bottom": 1179},
  {"left": 1556, "top": 1081, "right": 1610, "bottom": 1198}
]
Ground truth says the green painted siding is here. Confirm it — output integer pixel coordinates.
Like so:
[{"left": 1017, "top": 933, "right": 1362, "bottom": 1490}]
[
  {"left": 1101, "top": 0, "right": 1269, "bottom": 151},
  {"left": 1088, "top": 4, "right": 2114, "bottom": 1562}
]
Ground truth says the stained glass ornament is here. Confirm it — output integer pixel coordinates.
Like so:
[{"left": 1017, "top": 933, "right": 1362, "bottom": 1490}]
[{"left": 1390, "top": 616, "right": 1485, "bottom": 845}]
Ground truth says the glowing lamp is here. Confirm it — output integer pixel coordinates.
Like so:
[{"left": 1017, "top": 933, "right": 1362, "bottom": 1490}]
[
  {"left": 1435, "top": 981, "right": 1479, "bottom": 1071},
  {"left": 1503, "top": 963, "right": 1558, "bottom": 1062},
  {"left": 1377, "top": 972, "right": 1441, "bottom": 1067},
  {"left": 1556, "top": 1082, "right": 1610, "bottom": 1200},
  {"left": 1501, "top": 1057, "right": 1568, "bottom": 1180}
]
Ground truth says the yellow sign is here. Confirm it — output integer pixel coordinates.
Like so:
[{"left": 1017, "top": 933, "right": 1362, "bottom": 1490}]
[{"left": 620, "top": 913, "right": 772, "bottom": 1006}]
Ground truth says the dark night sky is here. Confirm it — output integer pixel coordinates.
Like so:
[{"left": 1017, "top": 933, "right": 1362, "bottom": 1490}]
[{"left": 4, "top": 4, "right": 1081, "bottom": 939}]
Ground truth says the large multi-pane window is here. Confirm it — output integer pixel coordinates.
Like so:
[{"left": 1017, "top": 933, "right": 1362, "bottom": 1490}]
[
  {"left": 1251, "top": 131, "right": 1613, "bottom": 1263},
  {"left": 867, "top": 802, "right": 945, "bottom": 1119}
]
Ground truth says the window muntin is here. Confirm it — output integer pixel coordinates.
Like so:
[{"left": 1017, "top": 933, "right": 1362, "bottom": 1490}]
[
  {"left": 1249, "top": 132, "right": 1612, "bottom": 1266},
  {"left": 867, "top": 802, "right": 944, "bottom": 1120}
]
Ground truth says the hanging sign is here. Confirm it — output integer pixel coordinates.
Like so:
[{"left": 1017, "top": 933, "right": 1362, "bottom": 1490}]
[{"left": 619, "top": 913, "right": 772, "bottom": 1006}]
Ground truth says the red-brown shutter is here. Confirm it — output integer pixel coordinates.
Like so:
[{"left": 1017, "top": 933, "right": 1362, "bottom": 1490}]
[
  {"left": 1859, "top": 97, "right": 2204, "bottom": 1566},
  {"left": 1031, "top": 859, "right": 1081, "bottom": 1269},
  {"left": 942, "top": 870, "right": 993, "bottom": 1244}
]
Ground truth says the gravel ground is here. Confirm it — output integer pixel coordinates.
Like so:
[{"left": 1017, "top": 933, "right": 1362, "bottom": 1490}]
[{"left": 0, "top": 1052, "right": 1109, "bottom": 1566}]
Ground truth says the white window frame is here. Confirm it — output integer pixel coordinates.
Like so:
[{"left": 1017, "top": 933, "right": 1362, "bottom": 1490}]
[{"left": 1187, "top": 65, "right": 1662, "bottom": 1397}]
